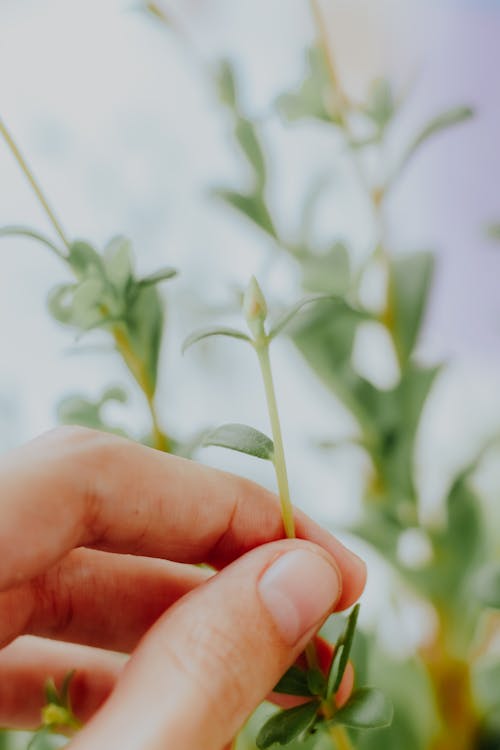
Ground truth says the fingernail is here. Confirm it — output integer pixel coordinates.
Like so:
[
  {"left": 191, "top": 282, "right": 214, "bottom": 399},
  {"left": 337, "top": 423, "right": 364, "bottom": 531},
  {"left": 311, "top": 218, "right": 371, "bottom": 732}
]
[{"left": 258, "top": 549, "right": 341, "bottom": 645}]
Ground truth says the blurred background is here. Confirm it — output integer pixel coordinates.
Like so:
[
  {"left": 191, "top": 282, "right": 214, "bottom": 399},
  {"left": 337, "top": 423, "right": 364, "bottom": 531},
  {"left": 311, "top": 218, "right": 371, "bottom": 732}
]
[{"left": 2, "top": 0, "right": 500, "bottom": 747}]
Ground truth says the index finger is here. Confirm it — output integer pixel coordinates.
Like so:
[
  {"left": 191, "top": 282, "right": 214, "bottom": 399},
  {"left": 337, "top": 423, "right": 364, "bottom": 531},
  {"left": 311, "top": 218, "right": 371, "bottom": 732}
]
[{"left": 0, "top": 426, "right": 365, "bottom": 608}]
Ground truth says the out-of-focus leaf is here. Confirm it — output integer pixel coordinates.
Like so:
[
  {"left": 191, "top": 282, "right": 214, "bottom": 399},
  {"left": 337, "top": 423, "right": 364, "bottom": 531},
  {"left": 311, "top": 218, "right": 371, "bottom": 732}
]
[
  {"left": 474, "top": 660, "right": 500, "bottom": 713},
  {"left": 202, "top": 423, "right": 274, "bottom": 460},
  {"left": 365, "top": 78, "right": 395, "bottom": 135},
  {"left": 256, "top": 701, "right": 319, "bottom": 748},
  {"left": 298, "top": 173, "right": 332, "bottom": 244},
  {"left": 0, "top": 225, "right": 66, "bottom": 258},
  {"left": 387, "top": 251, "right": 434, "bottom": 366},
  {"left": 123, "top": 284, "right": 163, "bottom": 395},
  {"left": 474, "top": 563, "right": 500, "bottom": 609},
  {"left": 487, "top": 223, "right": 500, "bottom": 241},
  {"left": 215, "top": 59, "right": 238, "bottom": 110},
  {"left": 212, "top": 188, "right": 278, "bottom": 239},
  {"left": 392, "top": 106, "right": 473, "bottom": 183},
  {"left": 103, "top": 236, "right": 134, "bottom": 292},
  {"left": 235, "top": 118, "right": 266, "bottom": 190},
  {"left": 276, "top": 46, "right": 339, "bottom": 124},
  {"left": 331, "top": 688, "right": 393, "bottom": 730},
  {"left": 182, "top": 326, "right": 251, "bottom": 353},
  {"left": 142, "top": 1, "right": 173, "bottom": 26},
  {"left": 48, "top": 283, "right": 76, "bottom": 325},
  {"left": 71, "top": 278, "right": 105, "bottom": 329},
  {"left": 301, "top": 242, "right": 351, "bottom": 295},
  {"left": 57, "top": 386, "right": 129, "bottom": 437},
  {"left": 270, "top": 294, "right": 359, "bottom": 341},
  {"left": 68, "top": 241, "right": 104, "bottom": 279},
  {"left": 138, "top": 267, "right": 178, "bottom": 288}
]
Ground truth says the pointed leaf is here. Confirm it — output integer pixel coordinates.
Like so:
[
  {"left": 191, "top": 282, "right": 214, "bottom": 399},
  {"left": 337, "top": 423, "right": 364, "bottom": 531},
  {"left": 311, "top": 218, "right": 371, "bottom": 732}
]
[
  {"left": 273, "top": 666, "right": 312, "bottom": 697},
  {"left": 256, "top": 701, "right": 319, "bottom": 749},
  {"left": 301, "top": 243, "right": 351, "bottom": 295},
  {"left": 327, "top": 604, "right": 360, "bottom": 698},
  {"left": 306, "top": 668, "right": 327, "bottom": 697},
  {"left": 182, "top": 326, "right": 251, "bottom": 354},
  {"left": 103, "top": 235, "right": 134, "bottom": 291},
  {"left": 235, "top": 118, "right": 266, "bottom": 190},
  {"left": 269, "top": 295, "right": 353, "bottom": 340},
  {"left": 60, "top": 670, "right": 76, "bottom": 707},
  {"left": 215, "top": 59, "right": 238, "bottom": 109},
  {"left": 0, "top": 225, "right": 66, "bottom": 258},
  {"left": 138, "top": 267, "right": 178, "bottom": 287},
  {"left": 365, "top": 78, "right": 395, "bottom": 134},
  {"left": 212, "top": 188, "right": 278, "bottom": 239},
  {"left": 393, "top": 106, "right": 473, "bottom": 182},
  {"left": 388, "top": 251, "right": 434, "bottom": 365},
  {"left": 331, "top": 687, "right": 393, "bottom": 730},
  {"left": 202, "top": 423, "right": 274, "bottom": 460}
]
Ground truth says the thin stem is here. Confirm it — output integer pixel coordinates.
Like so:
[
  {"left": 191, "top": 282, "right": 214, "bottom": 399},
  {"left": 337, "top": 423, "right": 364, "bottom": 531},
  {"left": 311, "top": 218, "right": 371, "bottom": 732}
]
[
  {"left": 0, "top": 117, "right": 71, "bottom": 252},
  {"left": 329, "top": 725, "right": 355, "bottom": 750},
  {"left": 255, "top": 341, "right": 296, "bottom": 538}
]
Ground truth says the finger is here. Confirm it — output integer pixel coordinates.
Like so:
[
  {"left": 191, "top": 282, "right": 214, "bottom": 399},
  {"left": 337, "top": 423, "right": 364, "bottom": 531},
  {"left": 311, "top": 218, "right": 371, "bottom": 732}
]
[
  {"left": 68, "top": 539, "right": 343, "bottom": 750},
  {"left": 0, "top": 636, "right": 122, "bottom": 729},
  {"left": 0, "top": 427, "right": 365, "bottom": 610},
  {"left": 0, "top": 549, "right": 211, "bottom": 652}
]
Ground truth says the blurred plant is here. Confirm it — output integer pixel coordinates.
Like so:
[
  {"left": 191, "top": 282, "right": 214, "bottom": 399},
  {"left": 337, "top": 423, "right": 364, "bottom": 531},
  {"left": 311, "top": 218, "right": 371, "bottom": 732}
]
[
  {"left": 185, "top": 277, "right": 392, "bottom": 748},
  {"left": 156, "top": 0, "right": 500, "bottom": 747},
  {"left": 0, "top": 118, "right": 176, "bottom": 452}
]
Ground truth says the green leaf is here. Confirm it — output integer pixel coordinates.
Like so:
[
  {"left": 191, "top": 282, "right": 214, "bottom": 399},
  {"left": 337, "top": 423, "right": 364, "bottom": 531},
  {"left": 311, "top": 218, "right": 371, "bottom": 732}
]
[
  {"left": 71, "top": 278, "right": 105, "bottom": 328},
  {"left": 393, "top": 106, "right": 473, "bottom": 182},
  {"left": 256, "top": 701, "right": 319, "bottom": 749},
  {"left": 68, "top": 241, "right": 104, "bottom": 279},
  {"left": 103, "top": 235, "right": 134, "bottom": 292},
  {"left": 48, "top": 283, "right": 76, "bottom": 324},
  {"left": 235, "top": 118, "right": 267, "bottom": 190},
  {"left": 474, "top": 563, "right": 500, "bottom": 609},
  {"left": 44, "top": 678, "right": 60, "bottom": 707},
  {"left": 276, "top": 46, "right": 338, "bottom": 125},
  {"left": 327, "top": 604, "right": 360, "bottom": 699},
  {"left": 365, "top": 78, "right": 395, "bottom": 135},
  {"left": 124, "top": 284, "right": 163, "bottom": 394},
  {"left": 269, "top": 295, "right": 350, "bottom": 341},
  {"left": 212, "top": 188, "right": 278, "bottom": 239},
  {"left": 57, "top": 387, "right": 129, "bottom": 437},
  {"left": 60, "top": 670, "right": 76, "bottom": 707},
  {"left": 215, "top": 59, "right": 238, "bottom": 109},
  {"left": 306, "top": 668, "right": 327, "bottom": 697},
  {"left": 182, "top": 326, "right": 251, "bottom": 353},
  {"left": 202, "top": 423, "right": 274, "bottom": 460},
  {"left": 0, "top": 225, "right": 66, "bottom": 258},
  {"left": 332, "top": 688, "right": 393, "bottom": 730},
  {"left": 388, "top": 251, "right": 434, "bottom": 365},
  {"left": 138, "top": 267, "right": 178, "bottom": 287},
  {"left": 273, "top": 666, "right": 312, "bottom": 697},
  {"left": 301, "top": 243, "right": 351, "bottom": 295}
]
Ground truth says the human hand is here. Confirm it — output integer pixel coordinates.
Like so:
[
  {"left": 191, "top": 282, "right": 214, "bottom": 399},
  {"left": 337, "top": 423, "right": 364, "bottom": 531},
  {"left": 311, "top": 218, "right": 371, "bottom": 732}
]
[{"left": 0, "top": 427, "right": 366, "bottom": 749}]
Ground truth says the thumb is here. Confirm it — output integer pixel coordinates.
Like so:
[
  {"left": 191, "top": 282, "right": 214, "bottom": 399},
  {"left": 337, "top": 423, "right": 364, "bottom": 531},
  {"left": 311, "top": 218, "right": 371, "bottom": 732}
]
[{"left": 69, "top": 540, "right": 344, "bottom": 750}]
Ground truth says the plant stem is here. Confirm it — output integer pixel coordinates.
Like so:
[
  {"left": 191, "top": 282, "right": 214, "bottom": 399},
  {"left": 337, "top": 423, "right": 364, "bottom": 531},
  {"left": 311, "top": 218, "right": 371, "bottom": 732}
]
[
  {"left": 0, "top": 117, "right": 71, "bottom": 253},
  {"left": 255, "top": 340, "right": 296, "bottom": 538},
  {"left": 329, "top": 725, "right": 355, "bottom": 750}
]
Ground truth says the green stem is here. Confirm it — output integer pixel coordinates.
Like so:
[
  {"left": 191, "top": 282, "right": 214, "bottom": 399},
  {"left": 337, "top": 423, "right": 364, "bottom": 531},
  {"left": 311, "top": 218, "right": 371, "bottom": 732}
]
[
  {"left": 0, "top": 117, "right": 71, "bottom": 253},
  {"left": 255, "top": 340, "right": 296, "bottom": 538}
]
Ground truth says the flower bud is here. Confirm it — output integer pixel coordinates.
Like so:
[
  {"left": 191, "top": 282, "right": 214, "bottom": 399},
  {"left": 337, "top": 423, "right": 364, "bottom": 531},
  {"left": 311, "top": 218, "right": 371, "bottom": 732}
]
[
  {"left": 42, "top": 704, "right": 71, "bottom": 728},
  {"left": 243, "top": 276, "right": 268, "bottom": 338}
]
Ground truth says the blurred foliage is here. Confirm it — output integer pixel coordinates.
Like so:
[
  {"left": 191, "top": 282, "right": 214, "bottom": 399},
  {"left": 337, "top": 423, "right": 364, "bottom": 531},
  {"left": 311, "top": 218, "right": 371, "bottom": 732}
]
[{"left": 0, "top": 1, "right": 495, "bottom": 749}]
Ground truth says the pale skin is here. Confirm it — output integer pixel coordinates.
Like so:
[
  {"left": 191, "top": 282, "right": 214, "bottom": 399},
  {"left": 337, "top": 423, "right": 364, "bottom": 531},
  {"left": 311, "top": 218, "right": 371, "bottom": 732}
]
[{"left": 0, "top": 426, "right": 366, "bottom": 749}]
